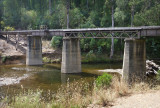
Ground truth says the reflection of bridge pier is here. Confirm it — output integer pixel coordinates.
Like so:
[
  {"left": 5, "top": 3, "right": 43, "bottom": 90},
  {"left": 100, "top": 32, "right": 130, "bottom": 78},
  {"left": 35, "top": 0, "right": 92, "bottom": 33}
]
[{"left": 1, "top": 26, "right": 160, "bottom": 83}]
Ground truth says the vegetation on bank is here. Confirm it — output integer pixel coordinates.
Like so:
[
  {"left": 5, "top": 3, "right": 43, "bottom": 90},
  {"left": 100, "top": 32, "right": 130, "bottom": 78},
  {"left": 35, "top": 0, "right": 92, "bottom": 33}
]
[
  {"left": 2, "top": 72, "right": 160, "bottom": 108},
  {"left": 0, "top": 56, "right": 10, "bottom": 63},
  {"left": 42, "top": 53, "right": 123, "bottom": 64},
  {"left": 156, "top": 70, "right": 160, "bottom": 81},
  {"left": 50, "top": 36, "right": 160, "bottom": 60}
]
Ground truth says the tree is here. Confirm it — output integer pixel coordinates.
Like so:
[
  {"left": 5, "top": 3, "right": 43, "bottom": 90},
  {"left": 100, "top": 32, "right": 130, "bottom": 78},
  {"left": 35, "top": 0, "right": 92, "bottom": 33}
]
[
  {"left": 0, "top": 0, "right": 3, "bottom": 30},
  {"left": 110, "top": 0, "right": 115, "bottom": 59},
  {"left": 3, "top": 0, "right": 21, "bottom": 29},
  {"left": 114, "top": 0, "right": 130, "bottom": 26},
  {"left": 129, "top": 0, "right": 141, "bottom": 27},
  {"left": 66, "top": 0, "right": 70, "bottom": 28},
  {"left": 103, "top": 0, "right": 116, "bottom": 59},
  {"left": 49, "top": 0, "right": 52, "bottom": 15}
]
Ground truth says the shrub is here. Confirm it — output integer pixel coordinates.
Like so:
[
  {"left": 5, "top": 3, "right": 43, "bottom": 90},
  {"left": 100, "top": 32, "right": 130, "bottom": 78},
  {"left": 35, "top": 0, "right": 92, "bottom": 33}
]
[
  {"left": 1, "top": 56, "right": 7, "bottom": 63},
  {"left": 156, "top": 70, "right": 160, "bottom": 81},
  {"left": 51, "top": 36, "right": 63, "bottom": 49},
  {"left": 42, "top": 57, "right": 51, "bottom": 63},
  {"left": 4, "top": 26, "right": 15, "bottom": 31},
  {"left": 96, "top": 73, "right": 112, "bottom": 88}
]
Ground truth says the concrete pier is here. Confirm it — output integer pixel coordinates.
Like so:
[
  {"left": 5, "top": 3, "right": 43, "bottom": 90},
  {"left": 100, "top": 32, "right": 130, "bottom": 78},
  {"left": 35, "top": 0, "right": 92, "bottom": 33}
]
[
  {"left": 26, "top": 36, "right": 43, "bottom": 65},
  {"left": 122, "top": 39, "right": 146, "bottom": 83},
  {"left": 61, "top": 38, "right": 81, "bottom": 73}
]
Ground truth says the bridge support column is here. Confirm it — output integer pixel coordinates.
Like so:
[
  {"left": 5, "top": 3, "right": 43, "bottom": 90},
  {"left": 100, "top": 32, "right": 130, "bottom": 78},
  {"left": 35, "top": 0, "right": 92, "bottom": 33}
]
[
  {"left": 122, "top": 39, "right": 146, "bottom": 83},
  {"left": 26, "top": 36, "right": 43, "bottom": 65},
  {"left": 61, "top": 38, "right": 81, "bottom": 73}
]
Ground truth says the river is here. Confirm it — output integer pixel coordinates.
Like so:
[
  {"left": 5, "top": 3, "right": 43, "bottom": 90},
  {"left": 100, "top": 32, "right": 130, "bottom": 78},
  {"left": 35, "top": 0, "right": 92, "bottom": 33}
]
[{"left": 0, "top": 63, "right": 122, "bottom": 100}]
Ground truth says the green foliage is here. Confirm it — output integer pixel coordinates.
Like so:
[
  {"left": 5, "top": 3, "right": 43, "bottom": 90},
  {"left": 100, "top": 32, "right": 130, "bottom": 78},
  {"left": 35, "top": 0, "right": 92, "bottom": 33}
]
[
  {"left": 134, "top": 3, "right": 160, "bottom": 26},
  {"left": 96, "top": 73, "right": 112, "bottom": 88},
  {"left": 1, "top": 56, "right": 7, "bottom": 63},
  {"left": 146, "top": 37, "right": 160, "bottom": 58},
  {"left": 51, "top": 36, "right": 63, "bottom": 49},
  {"left": 156, "top": 70, "right": 160, "bottom": 81},
  {"left": 21, "top": 8, "right": 38, "bottom": 29},
  {"left": 0, "top": 0, "right": 160, "bottom": 58},
  {"left": 42, "top": 57, "right": 51, "bottom": 63},
  {"left": 0, "top": 21, "right": 5, "bottom": 29},
  {"left": 4, "top": 26, "right": 15, "bottom": 31},
  {"left": 70, "top": 7, "right": 85, "bottom": 28},
  {"left": 85, "top": 50, "right": 96, "bottom": 61},
  {"left": 89, "top": 39, "right": 96, "bottom": 49},
  {"left": 97, "top": 46, "right": 103, "bottom": 54},
  {"left": 114, "top": 8, "right": 126, "bottom": 26}
]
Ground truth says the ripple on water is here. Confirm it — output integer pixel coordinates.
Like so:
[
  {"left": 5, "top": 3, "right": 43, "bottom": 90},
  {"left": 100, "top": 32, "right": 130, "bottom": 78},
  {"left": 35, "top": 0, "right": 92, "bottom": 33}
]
[
  {"left": 11, "top": 67, "right": 52, "bottom": 72},
  {"left": 0, "top": 74, "right": 29, "bottom": 86}
]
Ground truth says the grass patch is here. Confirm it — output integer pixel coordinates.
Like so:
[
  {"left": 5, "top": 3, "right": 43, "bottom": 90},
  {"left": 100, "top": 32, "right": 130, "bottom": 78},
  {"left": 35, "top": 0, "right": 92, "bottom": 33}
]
[{"left": 2, "top": 75, "right": 160, "bottom": 108}]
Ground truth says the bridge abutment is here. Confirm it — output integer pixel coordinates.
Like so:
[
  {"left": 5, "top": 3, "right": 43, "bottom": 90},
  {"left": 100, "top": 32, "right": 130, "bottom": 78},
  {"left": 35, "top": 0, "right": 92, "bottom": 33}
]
[
  {"left": 26, "top": 36, "right": 43, "bottom": 65},
  {"left": 122, "top": 39, "right": 146, "bottom": 83},
  {"left": 61, "top": 38, "right": 81, "bottom": 73}
]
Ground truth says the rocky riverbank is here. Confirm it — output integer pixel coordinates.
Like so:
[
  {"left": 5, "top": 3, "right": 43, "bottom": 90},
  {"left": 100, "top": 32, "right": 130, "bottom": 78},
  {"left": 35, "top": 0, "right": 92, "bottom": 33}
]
[
  {"left": 99, "top": 60, "right": 160, "bottom": 77},
  {"left": 146, "top": 60, "right": 160, "bottom": 77}
]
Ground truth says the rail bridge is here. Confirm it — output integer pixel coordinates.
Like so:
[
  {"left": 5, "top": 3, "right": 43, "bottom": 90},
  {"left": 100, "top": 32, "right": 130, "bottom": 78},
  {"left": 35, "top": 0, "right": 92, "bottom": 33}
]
[{"left": 1, "top": 26, "right": 160, "bottom": 83}]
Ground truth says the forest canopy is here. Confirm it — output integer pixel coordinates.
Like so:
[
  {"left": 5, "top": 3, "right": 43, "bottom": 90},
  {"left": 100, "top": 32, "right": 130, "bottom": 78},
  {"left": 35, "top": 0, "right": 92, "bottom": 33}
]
[
  {"left": 0, "top": 0, "right": 160, "bottom": 58},
  {"left": 0, "top": 0, "right": 159, "bottom": 30}
]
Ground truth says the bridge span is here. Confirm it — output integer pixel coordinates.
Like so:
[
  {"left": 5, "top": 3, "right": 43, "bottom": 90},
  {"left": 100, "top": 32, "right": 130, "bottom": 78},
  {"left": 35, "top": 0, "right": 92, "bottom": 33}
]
[
  {"left": 1, "top": 26, "right": 160, "bottom": 83},
  {"left": 1, "top": 26, "right": 160, "bottom": 38}
]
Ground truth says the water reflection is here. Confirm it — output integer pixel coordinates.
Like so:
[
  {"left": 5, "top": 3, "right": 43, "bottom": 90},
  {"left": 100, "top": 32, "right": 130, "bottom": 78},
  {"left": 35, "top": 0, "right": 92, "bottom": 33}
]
[{"left": 61, "top": 72, "right": 97, "bottom": 84}]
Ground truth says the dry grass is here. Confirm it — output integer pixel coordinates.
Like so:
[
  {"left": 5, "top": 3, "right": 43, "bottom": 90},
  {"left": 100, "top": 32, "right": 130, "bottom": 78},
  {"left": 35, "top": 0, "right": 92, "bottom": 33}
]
[
  {"left": 53, "top": 80, "right": 92, "bottom": 108},
  {"left": 90, "top": 77, "right": 130, "bottom": 107},
  {"left": 42, "top": 40, "right": 51, "bottom": 48},
  {"left": 3, "top": 76, "right": 160, "bottom": 108},
  {"left": 42, "top": 40, "right": 54, "bottom": 52}
]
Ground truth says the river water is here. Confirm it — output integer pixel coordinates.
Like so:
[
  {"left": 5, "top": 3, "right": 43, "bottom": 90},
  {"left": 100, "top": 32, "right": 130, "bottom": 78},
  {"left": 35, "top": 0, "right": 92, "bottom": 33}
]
[{"left": 0, "top": 63, "right": 122, "bottom": 100}]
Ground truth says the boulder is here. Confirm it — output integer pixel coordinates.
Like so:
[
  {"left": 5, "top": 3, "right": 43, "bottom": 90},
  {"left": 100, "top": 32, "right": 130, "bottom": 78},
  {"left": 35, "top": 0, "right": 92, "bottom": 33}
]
[{"left": 146, "top": 60, "right": 160, "bottom": 77}]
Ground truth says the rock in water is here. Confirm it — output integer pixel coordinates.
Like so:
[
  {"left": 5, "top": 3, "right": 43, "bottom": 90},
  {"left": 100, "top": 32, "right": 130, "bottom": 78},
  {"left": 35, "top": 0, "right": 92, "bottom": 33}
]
[{"left": 146, "top": 60, "right": 160, "bottom": 77}]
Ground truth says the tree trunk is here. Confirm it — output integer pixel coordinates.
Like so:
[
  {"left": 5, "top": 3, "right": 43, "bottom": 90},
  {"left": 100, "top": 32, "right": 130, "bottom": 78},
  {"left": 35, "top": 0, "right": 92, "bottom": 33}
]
[
  {"left": 131, "top": 5, "right": 134, "bottom": 27},
  {"left": 87, "top": 0, "right": 88, "bottom": 9},
  {"left": 66, "top": 0, "right": 70, "bottom": 29},
  {"left": 49, "top": 0, "right": 52, "bottom": 15},
  {"left": 110, "top": 0, "right": 114, "bottom": 59}
]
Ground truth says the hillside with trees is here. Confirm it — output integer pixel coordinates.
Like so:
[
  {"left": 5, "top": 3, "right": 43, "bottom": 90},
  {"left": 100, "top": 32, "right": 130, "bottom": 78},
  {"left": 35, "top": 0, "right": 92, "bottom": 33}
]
[{"left": 0, "top": 0, "right": 160, "bottom": 58}]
